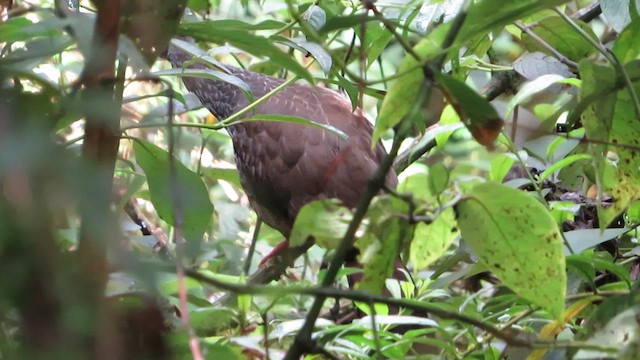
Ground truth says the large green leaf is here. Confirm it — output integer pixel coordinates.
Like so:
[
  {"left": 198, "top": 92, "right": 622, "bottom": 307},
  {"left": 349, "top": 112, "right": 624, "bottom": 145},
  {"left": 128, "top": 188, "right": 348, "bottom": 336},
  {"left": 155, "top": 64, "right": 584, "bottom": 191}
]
[
  {"left": 579, "top": 60, "right": 640, "bottom": 227},
  {"left": 133, "top": 140, "right": 213, "bottom": 243},
  {"left": 456, "top": 182, "right": 566, "bottom": 320},
  {"left": 373, "top": 26, "right": 447, "bottom": 143},
  {"left": 289, "top": 199, "right": 352, "bottom": 248},
  {"left": 521, "top": 16, "right": 598, "bottom": 62}
]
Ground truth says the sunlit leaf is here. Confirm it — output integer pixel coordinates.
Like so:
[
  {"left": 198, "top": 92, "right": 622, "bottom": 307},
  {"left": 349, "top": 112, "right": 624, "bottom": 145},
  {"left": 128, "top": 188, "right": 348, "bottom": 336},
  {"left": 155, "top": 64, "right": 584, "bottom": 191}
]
[
  {"left": 410, "top": 208, "right": 458, "bottom": 271},
  {"left": 289, "top": 199, "right": 352, "bottom": 248},
  {"left": 456, "top": 182, "right": 566, "bottom": 320},
  {"left": 538, "top": 154, "right": 591, "bottom": 182},
  {"left": 374, "top": 26, "right": 447, "bottom": 142},
  {"left": 355, "top": 197, "right": 411, "bottom": 294}
]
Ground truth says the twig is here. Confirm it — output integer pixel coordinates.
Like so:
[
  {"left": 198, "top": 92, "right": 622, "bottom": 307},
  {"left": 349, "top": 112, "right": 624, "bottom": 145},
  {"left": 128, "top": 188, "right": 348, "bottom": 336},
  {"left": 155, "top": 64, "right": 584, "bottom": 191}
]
[
  {"left": 181, "top": 268, "right": 532, "bottom": 347},
  {"left": 167, "top": 87, "right": 204, "bottom": 360},
  {"left": 244, "top": 219, "right": 262, "bottom": 276},
  {"left": 514, "top": 22, "right": 579, "bottom": 70}
]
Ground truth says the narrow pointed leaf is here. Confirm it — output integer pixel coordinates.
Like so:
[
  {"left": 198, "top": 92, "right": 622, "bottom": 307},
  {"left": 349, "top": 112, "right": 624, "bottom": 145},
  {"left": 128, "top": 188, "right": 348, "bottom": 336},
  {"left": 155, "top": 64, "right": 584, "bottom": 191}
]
[{"left": 435, "top": 73, "right": 504, "bottom": 147}]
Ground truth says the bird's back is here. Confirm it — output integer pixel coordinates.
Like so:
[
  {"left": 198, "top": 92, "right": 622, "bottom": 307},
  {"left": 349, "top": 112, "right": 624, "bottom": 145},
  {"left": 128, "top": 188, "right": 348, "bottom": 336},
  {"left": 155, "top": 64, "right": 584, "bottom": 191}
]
[{"left": 165, "top": 46, "right": 397, "bottom": 237}]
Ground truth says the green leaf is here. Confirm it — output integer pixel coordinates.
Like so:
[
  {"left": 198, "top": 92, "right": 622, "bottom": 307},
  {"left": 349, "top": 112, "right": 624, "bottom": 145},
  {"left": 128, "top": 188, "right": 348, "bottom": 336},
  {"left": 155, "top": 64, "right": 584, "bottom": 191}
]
[
  {"left": 366, "top": 26, "right": 394, "bottom": 70},
  {"left": 0, "top": 16, "right": 69, "bottom": 42},
  {"left": 289, "top": 199, "right": 352, "bottom": 248},
  {"left": 456, "top": 182, "right": 566, "bottom": 320},
  {"left": 190, "top": 307, "right": 236, "bottom": 336},
  {"left": 202, "top": 343, "right": 243, "bottom": 360},
  {"left": 428, "top": 163, "right": 449, "bottom": 196},
  {"left": 133, "top": 140, "right": 214, "bottom": 243},
  {"left": 538, "top": 154, "right": 591, "bottom": 182},
  {"left": 398, "top": 171, "right": 432, "bottom": 201},
  {"left": 490, "top": 154, "right": 516, "bottom": 183},
  {"left": 410, "top": 208, "right": 458, "bottom": 272},
  {"left": 434, "top": 73, "right": 504, "bottom": 147},
  {"left": 580, "top": 60, "right": 640, "bottom": 227},
  {"left": 457, "top": 0, "right": 572, "bottom": 45},
  {"left": 355, "top": 197, "right": 410, "bottom": 294},
  {"left": 178, "top": 22, "right": 314, "bottom": 83},
  {"left": 521, "top": 17, "right": 598, "bottom": 62},
  {"left": 613, "top": 18, "right": 640, "bottom": 63},
  {"left": 374, "top": 26, "right": 447, "bottom": 142}
]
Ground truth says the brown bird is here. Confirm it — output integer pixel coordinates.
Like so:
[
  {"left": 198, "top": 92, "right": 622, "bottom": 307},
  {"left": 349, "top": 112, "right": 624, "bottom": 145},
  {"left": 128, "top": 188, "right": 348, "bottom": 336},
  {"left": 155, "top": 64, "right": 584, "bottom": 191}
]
[{"left": 165, "top": 42, "right": 398, "bottom": 266}]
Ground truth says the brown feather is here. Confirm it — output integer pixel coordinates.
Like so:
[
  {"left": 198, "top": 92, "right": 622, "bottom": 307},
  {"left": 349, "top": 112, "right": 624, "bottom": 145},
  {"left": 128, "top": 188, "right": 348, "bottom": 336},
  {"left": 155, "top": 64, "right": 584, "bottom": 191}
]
[{"left": 165, "top": 45, "right": 397, "bottom": 239}]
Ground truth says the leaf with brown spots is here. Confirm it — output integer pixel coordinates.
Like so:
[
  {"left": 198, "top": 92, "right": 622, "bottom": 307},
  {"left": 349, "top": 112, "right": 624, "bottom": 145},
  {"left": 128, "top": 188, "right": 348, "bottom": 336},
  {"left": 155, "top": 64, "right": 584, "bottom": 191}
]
[
  {"left": 580, "top": 60, "right": 640, "bottom": 227},
  {"left": 456, "top": 182, "right": 566, "bottom": 320}
]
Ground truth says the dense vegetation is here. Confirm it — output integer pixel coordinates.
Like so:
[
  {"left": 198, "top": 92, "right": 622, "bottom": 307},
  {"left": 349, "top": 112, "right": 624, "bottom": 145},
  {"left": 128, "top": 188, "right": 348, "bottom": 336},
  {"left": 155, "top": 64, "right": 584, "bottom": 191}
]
[{"left": 1, "top": 0, "right": 640, "bottom": 359}]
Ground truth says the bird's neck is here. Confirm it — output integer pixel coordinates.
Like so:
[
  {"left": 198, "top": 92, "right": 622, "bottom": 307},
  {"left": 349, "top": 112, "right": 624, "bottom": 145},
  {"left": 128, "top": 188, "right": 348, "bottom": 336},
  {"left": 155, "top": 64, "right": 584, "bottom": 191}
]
[{"left": 164, "top": 45, "right": 248, "bottom": 120}]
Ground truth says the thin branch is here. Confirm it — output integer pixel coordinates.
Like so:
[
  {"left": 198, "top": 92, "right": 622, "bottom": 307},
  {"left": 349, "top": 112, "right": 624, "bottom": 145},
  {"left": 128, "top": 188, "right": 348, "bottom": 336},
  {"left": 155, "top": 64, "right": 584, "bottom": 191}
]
[
  {"left": 514, "top": 22, "right": 579, "bottom": 70},
  {"left": 182, "top": 268, "right": 531, "bottom": 347},
  {"left": 244, "top": 219, "right": 262, "bottom": 276},
  {"left": 166, "top": 87, "right": 204, "bottom": 360}
]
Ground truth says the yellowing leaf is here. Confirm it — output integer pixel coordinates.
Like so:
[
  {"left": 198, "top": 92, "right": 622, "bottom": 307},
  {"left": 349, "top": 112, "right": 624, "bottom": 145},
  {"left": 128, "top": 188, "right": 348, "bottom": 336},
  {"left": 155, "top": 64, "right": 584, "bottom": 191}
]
[
  {"left": 355, "top": 197, "right": 410, "bottom": 294},
  {"left": 456, "top": 182, "right": 566, "bottom": 320},
  {"left": 528, "top": 296, "right": 600, "bottom": 360},
  {"left": 410, "top": 208, "right": 458, "bottom": 271},
  {"left": 580, "top": 60, "right": 640, "bottom": 227},
  {"left": 289, "top": 199, "right": 352, "bottom": 248}
]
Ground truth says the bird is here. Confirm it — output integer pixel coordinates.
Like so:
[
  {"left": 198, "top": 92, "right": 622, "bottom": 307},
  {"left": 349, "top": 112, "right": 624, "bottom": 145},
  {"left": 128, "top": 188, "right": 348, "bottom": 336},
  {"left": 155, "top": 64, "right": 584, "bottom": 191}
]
[{"left": 164, "top": 41, "right": 398, "bottom": 268}]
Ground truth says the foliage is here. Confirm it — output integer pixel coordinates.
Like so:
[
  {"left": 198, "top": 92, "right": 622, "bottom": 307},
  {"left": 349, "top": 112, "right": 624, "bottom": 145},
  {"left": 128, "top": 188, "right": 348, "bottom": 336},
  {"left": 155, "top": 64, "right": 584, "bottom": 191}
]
[{"left": 2, "top": 0, "right": 640, "bottom": 359}]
